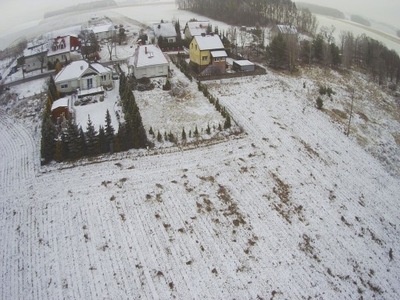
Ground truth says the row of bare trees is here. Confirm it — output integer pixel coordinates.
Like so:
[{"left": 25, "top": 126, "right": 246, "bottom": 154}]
[{"left": 176, "top": 0, "right": 317, "bottom": 34}]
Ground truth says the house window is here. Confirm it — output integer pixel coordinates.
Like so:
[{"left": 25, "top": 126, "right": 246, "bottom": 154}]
[
  {"left": 87, "top": 78, "right": 93, "bottom": 89},
  {"left": 168, "top": 38, "right": 174, "bottom": 43},
  {"left": 101, "top": 75, "right": 107, "bottom": 81},
  {"left": 61, "top": 83, "right": 68, "bottom": 89},
  {"left": 202, "top": 56, "right": 208, "bottom": 61},
  {"left": 195, "top": 45, "right": 197, "bottom": 50}
]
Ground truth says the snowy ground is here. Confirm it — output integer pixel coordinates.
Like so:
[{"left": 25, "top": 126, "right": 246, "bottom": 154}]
[
  {"left": 0, "top": 3, "right": 400, "bottom": 299},
  {"left": 1, "top": 63, "right": 400, "bottom": 299},
  {"left": 134, "top": 65, "right": 226, "bottom": 144}
]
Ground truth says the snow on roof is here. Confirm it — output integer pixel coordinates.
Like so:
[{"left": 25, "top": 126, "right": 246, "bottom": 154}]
[
  {"left": 186, "top": 21, "right": 209, "bottom": 36},
  {"left": 132, "top": 45, "right": 168, "bottom": 68},
  {"left": 51, "top": 97, "right": 70, "bottom": 111},
  {"left": 45, "top": 25, "right": 82, "bottom": 40},
  {"left": 91, "top": 24, "right": 114, "bottom": 34},
  {"left": 48, "top": 36, "right": 74, "bottom": 57},
  {"left": 23, "top": 43, "right": 48, "bottom": 58},
  {"left": 194, "top": 35, "right": 224, "bottom": 51},
  {"left": 54, "top": 60, "right": 89, "bottom": 83},
  {"left": 276, "top": 25, "right": 298, "bottom": 35},
  {"left": 91, "top": 63, "right": 111, "bottom": 74},
  {"left": 233, "top": 60, "right": 254, "bottom": 66},
  {"left": 211, "top": 50, "right": 228, "bottom": 58},
  {"left": 153, "top": 22, "right": 177, "bottom": 38}
]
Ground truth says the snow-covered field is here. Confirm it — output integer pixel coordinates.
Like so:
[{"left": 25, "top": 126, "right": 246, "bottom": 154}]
[
  {"left": 0, "top": 2, "right": 400, "bottom": 299},
  {"left": 1, "top": 64, "right": 400, "bottom": 298}
]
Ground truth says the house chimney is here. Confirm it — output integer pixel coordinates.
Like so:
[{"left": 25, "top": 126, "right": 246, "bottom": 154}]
[{"left": 145, "top": 46, "right": 147, "bottom": 54}]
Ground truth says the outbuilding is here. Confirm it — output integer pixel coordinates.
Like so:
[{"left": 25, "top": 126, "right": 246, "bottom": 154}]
[{"left": 233, "top": 60, "right": 255, "bottom": 72}]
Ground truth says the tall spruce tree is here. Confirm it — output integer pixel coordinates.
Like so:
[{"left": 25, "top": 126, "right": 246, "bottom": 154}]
[
  {"left": 66, "top": 119, "right": 82, "bottom": 160},
  {"left": 40, "top": 112, "right": 57, "bottom": 164},
  {"left": 104, "top": 109, "right": 115, "bottom": 153},
  {"left": 86, "top": 115, "right": 98, "bottom": 156}
]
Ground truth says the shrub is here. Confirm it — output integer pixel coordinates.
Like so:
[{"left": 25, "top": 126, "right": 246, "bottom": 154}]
[{"left": 316, "top": 97, "right": 323, "bottom": 109}]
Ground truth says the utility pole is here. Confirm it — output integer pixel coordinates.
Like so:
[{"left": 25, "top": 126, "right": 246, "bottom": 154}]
[{"left": 346, "top": 89, "right": 354, "bottom": 136}]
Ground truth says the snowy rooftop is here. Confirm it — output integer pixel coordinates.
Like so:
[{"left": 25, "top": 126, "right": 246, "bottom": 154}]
[
  {"left": 211, "top": 50, "right": 228, "bottom": 58},
  {"left": 23, "top": 43, "right": 48, "bottom": 58},
  {"left": 153, "top": 22, "right": 177, "bottom": 38},
  {"left": 54, "top": 60, "right": 90, "bottom": 83},
  {"left": 233, "top": 59, "right": 254, "bottom": 66},
  {"left": 194, "top": 35, "right": 224, "bottom": 51},
  {"left": 91, "top": 24, "right": 114, "bottom": 34},
  {"left": 91, "top": 63, "right": 111, "bottom": 74},
  {"left": 132, "top": 45, "right": 169, "bottom": 68},
  {"left": 51, "top": 97, "right": 70, "bottom": 110},
  {"left": 186, "top": 21, "right": 209, "bottom": 36},
  {"left": 47, "top": 36, "right": 78, "bottom": 57},
  {"left": 275, "top": 25, "right": 298, "bottom": 35}
]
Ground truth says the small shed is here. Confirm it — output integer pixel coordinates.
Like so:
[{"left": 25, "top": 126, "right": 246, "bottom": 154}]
[
  {"left": 233, "top": 60, "right": 255, "bottom": 72},
  {"left": 51, "top": 97, "right": 71, "bottom": 123}
]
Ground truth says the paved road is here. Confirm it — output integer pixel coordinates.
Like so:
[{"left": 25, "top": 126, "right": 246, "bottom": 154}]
[{"left": 1, "top": 71, "right": 55, "bottom": 89}]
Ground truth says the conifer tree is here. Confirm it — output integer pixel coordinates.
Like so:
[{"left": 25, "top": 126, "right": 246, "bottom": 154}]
[
  {"left": 54, "top": 139, "right": 64, "bottom": 162},
  {"left": 149, "top": 126, "right": 154, "bottom": 136},
  {"left": 66, "top": 119, "right": 82, "bottom": 160},
  {"left": 86, "top": 115, "right": 98, "bottom": 156},
  {"left": 181, "top": 127, "right": 187, "bottom": 141},
  {"left": 206, "top": 123, "right": 211, "bottom": 135},
  {"left": 98, "top": 126, "right": 107, "bottom": 154},
  {"left": 79, "top": 126, "right": 87, "bottom": 157},
  {"left": 40, "top": 113, "right": 57, "bottom": 164},
  {"left": 157, "top": 130, "right": 162, "bottom": 142},
  {"left": 224, "top": 114, "right": 232, "bottom": 129},
  {"left": 104, "top": 109, "right": 115, "bottom": 153},
  {"left": 194, "top": 126, "right": 199, "bottom": 138}
]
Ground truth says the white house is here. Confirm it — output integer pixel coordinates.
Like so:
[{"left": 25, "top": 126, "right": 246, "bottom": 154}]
[
  {"left": 90, "top": 23, "right": 115, "bottom": 41},
  {"left": 54, "top": 60, "right": 113, "bottom": 97},
  {"left": 270, "top": 25, "right": 298, "bottom": 40},
  {"left": 129, "top": 45, "right": 169, "bottom": 79},
  {"left": 152, "top": 22, "right": 177, "bottom": 44},
  {"left": 23, "top": 42, "right": 48, "bottom": 73},
  {"left": 47, "top": 35, "right": 81, "bottom": 68},
  {"left": 184, "top": 21, "right": 210, "bottom": 40}
]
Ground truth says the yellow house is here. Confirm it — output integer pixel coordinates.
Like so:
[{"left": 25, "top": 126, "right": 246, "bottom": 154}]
[{"left": 189, "top": 34, "right": 227, "bottom": 74}]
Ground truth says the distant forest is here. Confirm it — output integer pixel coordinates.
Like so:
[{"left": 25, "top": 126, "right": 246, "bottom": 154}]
[
  {"left": 296, "top": 2, "right": 345, "bottom": 19},
  {"left": 44, "top": 0, "right": 117, "bottom": 18},
  {"left": 176, "top": 0, "right": 318, "bottom": 34},
  {"left": 350, "top": 15, "right": 371, "bottom": 27}
]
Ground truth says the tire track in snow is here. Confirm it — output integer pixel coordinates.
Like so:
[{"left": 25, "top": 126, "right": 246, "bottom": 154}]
[{"left": 0, "top": 110, "right": 37, "bottom": 195}]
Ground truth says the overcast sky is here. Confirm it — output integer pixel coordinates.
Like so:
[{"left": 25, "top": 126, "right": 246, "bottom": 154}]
[{"left": 0, "top": 0, "right": 399, "bottom": 38}]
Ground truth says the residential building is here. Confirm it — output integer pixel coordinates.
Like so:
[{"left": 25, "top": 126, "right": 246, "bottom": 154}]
[
  {"left": 152, "top": 22, "right": 177, "bottom": 44},
  {"left": 270, "top": 25, "right": 298, "bottom": 40},
  {"left": 23, "top": 41, "right": 48, "bottom": 73},
  {"left": 189, "top": 34, "right": 227, "bottom": 74},
  {"left": 54, "top": 60, "right": 112, "bottom": 98},
  {"left": 129, "top": 45, "right": 169, "bottom": 79},
  {"left": 184, "top": 21, "right": 209, "bottom": 40},
  {"left": 47, "top": 35, "right": 81, "bottom": 68}
]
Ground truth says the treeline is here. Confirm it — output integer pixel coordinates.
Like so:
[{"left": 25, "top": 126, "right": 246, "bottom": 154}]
[
  {"left": 44, "top": 0, "right": 117, "bottom": 18},
  {"left": 40, "top": 74, "right": 147, "bottom": 165},
  {"left": 267, "top": 28, "right": 400, "bottom": 85},
  {"left": 176, "top": 0, "right": 317, "bottom": 34},
  {"left": 296, "top": 2, "right": 345, "bottom": 19}
]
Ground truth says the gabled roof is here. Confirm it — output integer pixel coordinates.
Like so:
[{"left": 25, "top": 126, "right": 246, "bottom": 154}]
[
  {"left": 193, "top": 35, "right": 224, "bottom": 51},
  {"left": 153, "top": 22, "right": 177, "bottom": 38},
  {"left": 51, "top": 97, "right": 70, "bottom": 111},
  {"left": 91, "top": 24, "right": 114, "bottom": 34},
  {"left": 211, "top": 50, "right": 228, "bottom": 58},
  {"left": 48, "top": 35, "right": 78, "bottom": 57},
  {"left": 275, "top": 25, "right": 297, "bottom": 35},
  {"left": 130, "top": 45, "right": 169, "bottom": 68},
  {"left": 186, "top": 21, "right": 209, "bottom": 36},
  {"left": 23, "top": 43, "right": 48, "bottom": 58},
  {"left": 54, "top": 60, "right": 110, "bottom": 83}
]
